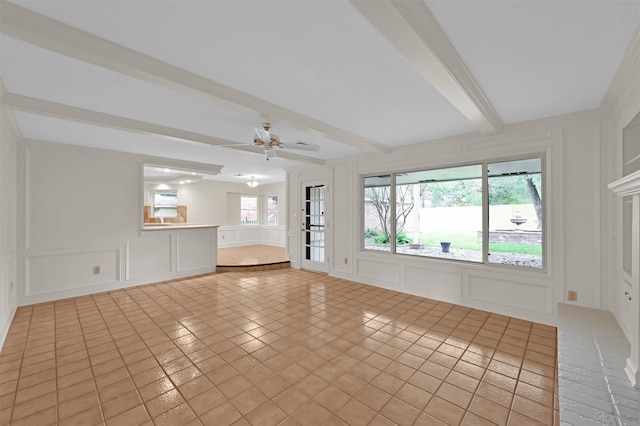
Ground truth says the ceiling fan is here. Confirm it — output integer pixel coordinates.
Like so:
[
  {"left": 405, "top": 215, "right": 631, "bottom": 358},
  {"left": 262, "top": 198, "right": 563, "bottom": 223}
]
[{"left": 253, "top": 123, "right": 319, "bottom": 160}]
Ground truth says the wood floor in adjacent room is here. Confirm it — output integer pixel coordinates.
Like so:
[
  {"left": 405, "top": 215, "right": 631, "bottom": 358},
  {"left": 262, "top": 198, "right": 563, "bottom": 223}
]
[
  {"left": 0, "top": 267, "right": 559, "bottom": 425},
  {"left": 218, "top": 245, "right": 287, "bottom": 267}
]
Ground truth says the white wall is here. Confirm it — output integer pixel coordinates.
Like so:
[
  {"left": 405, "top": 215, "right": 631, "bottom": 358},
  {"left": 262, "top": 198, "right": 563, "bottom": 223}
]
[
  {"left": 287, "top": 112, "right": 607, "bottom": 326},
  {"left": 156, "top": 179, "right": 286, "bottom": 227},
  {"left": 216, "top": 182, "right": 287, "bottom": 248},
  {"left": 0, "top": 108, "right": 19, "bottom": 348},
  {"left": 16, "top": 140, "right": 217, "bottom": 307}
]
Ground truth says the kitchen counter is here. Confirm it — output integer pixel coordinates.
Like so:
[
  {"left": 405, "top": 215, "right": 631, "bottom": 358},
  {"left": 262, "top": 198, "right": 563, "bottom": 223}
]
[{"left": 142, "top": 223, "right": 219, "bottom": 231}]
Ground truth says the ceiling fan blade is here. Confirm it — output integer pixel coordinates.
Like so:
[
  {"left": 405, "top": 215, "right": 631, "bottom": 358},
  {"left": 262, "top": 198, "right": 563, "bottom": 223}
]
[
  {"left": 228, "top": 145, "right": 265, "bottom": 154},
  {"left": 279, "top": 141, "right": 320, "bottom": 151},
  {"left": 254, "top": 127, "right": 270, "bottom": 144},
  {"left": 223, "top": 145, "right": 325, "bottom": 165}
]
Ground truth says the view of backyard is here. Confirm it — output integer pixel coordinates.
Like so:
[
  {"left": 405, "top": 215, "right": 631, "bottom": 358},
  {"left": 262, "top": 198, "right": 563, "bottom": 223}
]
[{"left": 364, "top": 158, "right": 543, "bottom": 268}]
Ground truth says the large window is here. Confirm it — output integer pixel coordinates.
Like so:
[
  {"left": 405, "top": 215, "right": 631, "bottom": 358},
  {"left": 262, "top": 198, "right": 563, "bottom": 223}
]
[
  {"left": 240, "top": 195, "right": 258, "bottom": 224},
  {"left": 265, "top": 195, "right": 278, "bottom": 225},
  {"left": 363, "top": 157, "right": 543, "bottom": 269},
  {"left": 364, "top": 175, "right": 392, "bottom": 253},
  {"left": 488, "top": 159, "right": 542, "bottom": 268}
]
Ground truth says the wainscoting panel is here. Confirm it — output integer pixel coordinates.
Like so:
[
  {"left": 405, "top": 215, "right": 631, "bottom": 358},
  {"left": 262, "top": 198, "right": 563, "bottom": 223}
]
[
  {"left": 177, "top": 229, "right": 215, "bottom": 272},
  {"left": 404, "top": 266, "right": 462, "bottom": 298},
  {"left": 25, "top": 246, "right": 121, "bottom": 296},
  {"left": 468, "top": 275, "right": 552, "bottom": 313},
  {"left": 218, "top": 225, "right": 286, "bottom": 248},
  {"left": 260, "top": 226, "right": 286, "bottom": 247},
  {"left": 357, "top": 259, "right": 399, "bottom": 286},
  {"left": 218, "top": 228, "right": 238, "bottom": 246},
  {"left": 288, "top": 235, "right": 299, "bottom": 266},
  {"left": 128, "top": 233, "right": 173, "bottom": 280},
  {"left": 238, "top": 226, "right": 260, "bottom": 245}
]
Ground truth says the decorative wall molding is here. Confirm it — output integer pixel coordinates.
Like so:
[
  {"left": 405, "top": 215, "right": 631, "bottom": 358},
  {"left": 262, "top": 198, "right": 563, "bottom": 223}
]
[
  {"left": 609, "top": 169, "right": 640, "bottom": 196},
  {"left": 218, "top": 225, "right": 285, "bottom": 248},
  {"left": 22, "top": 148, "right": 30, "bottom": 254},
  {"left": 16, "top": 140, "right": 218, "bottom": 307},
  {"left": 176, "top": 230, "right": 215, "bottom": 273},
  {"left": 0, "top": 80, "right": 23, "bottom": 141},
  {"left": 24, "top": 245, "right": 123, "bottom": 296}
]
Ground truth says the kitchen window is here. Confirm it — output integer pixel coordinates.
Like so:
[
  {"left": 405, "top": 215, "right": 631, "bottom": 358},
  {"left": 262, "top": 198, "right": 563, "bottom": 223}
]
[{"left": 152, "top": 190, "right": 178, "bottom": 219}]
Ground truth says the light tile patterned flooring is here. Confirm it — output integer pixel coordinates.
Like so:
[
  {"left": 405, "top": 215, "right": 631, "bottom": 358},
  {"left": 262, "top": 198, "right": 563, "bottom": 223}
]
[
  {"left": 0, "top": 268, "right": 559, "bottom": 426},
  {"left": 218, "top": 245, "right": 287, "bottom": 267}
]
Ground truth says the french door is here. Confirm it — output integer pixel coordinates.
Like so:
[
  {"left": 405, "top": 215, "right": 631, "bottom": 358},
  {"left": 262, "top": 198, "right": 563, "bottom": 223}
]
[{"left": 301, "top": 182, "right": 328, "bottom": 272}]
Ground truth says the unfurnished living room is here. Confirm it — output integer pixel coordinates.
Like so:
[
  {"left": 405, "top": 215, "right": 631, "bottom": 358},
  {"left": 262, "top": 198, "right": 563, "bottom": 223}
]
[{"left": 1, "top": 1, "right": 640, "bottom": 425}]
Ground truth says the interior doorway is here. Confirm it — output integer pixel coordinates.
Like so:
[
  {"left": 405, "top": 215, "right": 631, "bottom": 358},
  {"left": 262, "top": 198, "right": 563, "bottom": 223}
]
[{"left": 301, "top": 182, "right": 328, "bottom": 273}]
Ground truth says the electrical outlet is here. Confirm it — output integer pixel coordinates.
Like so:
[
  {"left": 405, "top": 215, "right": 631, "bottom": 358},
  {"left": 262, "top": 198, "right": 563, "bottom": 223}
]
[
  {"left": 344, "top": 257, "right": 348, "bottom": 264},
  {"left": 10, "top": 281, "right": 14, "bottom": 290},
  {"left": 568, "top": 290, "right": 578, "bottom": 302},
  {"left": 93, "top": 266, "right": 101, "bottom": 275}
]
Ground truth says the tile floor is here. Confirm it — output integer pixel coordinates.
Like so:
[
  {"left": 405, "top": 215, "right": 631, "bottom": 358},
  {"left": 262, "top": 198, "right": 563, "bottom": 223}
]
[
  {"left": 218, "top": 245, "right": 287, "bottom": 267},
  {"left": 0, "top": 268, "right": 559, "bottom": 425}
]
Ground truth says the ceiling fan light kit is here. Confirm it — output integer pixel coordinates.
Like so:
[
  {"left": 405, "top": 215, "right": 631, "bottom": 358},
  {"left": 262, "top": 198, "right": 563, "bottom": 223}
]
[{"left": 253, "top": 123, "right": 320, "bottom": 160}]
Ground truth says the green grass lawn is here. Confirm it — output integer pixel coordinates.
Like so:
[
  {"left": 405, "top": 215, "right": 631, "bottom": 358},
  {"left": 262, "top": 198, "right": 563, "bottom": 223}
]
[
  {"left": 488, "top": 242, "right": 542, "bottom": 255},
  {"left": 418, "top": 229, "right": 542, "bottom": 255}
]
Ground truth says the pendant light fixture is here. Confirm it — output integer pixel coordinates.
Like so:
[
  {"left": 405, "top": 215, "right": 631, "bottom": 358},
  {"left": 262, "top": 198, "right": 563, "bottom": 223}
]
[{"left": 247, "top": 176, "right": 259, "bottom": 188}]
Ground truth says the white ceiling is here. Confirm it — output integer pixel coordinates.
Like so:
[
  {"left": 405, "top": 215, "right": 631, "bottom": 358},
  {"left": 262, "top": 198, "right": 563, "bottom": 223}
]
[{"left": 1, "top": 0, "right": 639, "bottom": 184}]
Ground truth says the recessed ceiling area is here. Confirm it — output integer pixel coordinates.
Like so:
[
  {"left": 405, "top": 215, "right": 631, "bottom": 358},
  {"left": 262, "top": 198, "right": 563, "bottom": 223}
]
[{"left": 1, "top": 0, "right": 639, "bottom": 184}]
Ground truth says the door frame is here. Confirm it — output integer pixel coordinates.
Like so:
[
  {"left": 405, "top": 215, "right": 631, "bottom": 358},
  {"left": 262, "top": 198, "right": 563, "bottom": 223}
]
[{"left": 300, "top": 179, "right": 329, "bottom": 273}]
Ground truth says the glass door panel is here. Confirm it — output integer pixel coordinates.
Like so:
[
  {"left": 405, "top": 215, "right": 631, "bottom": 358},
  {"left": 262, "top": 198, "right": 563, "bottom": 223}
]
[{"left": 302, "top": 184, "right": 327, "bottom": 271}]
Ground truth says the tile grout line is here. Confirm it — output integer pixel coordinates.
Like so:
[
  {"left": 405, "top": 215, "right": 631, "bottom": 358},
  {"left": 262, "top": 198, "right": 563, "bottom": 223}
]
[
  {"left": 590, "top": 324, "right": 624, "bottom": 425},
  {"left": 1, "top": 268, "right": 562, "bottom": 426}
]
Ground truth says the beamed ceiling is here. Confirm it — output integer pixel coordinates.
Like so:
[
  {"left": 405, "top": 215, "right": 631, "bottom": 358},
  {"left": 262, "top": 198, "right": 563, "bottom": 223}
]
[{"left": 1, "top": 0, "right": 639, "bottom": 183}]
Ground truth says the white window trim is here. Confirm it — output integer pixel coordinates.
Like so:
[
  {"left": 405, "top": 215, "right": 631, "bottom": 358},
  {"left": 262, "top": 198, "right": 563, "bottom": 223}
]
[{"left": 361, "top": 154, "right": 546, "bottom": 271}]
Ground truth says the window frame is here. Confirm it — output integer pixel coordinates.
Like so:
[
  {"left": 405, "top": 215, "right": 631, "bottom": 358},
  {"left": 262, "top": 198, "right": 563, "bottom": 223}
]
[
  {"left": 240, "top": 195, "right": 259, "bottom": 225},
  {"left": 361, "top": 154, "right": 546, "bottom": 271},
  {"left": 264, "top": 194, "right": 279, "bottom": 226},
  {"left": 151, "top": 190, "right": 178, "bottom": 219}
]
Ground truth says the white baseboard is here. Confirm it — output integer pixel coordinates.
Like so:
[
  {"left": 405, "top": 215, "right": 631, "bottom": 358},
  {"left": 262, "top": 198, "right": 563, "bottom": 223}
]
[
  {"left": 0, "top": 306, "right": 17, "bottom": 350},
  {"left": 625, "top": 357, "right": 639, "bottom": 388}
]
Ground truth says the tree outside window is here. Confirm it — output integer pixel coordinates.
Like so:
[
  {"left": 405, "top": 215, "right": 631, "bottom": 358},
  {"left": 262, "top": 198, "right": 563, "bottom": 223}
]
[
  {"left": 241, "top": 195, "right": 258, "bottom": 224},
  {"left": 363, "top": 157, "right": 543, "bottom": 269},
  {"left": 265, "top": 195, "right": 278, "bottom": 225},
  {"left": 488, "top": 158, "right": 542, "bottom": 267},
  {"left": 364, "top": 175, "right": 392, "bottom": 253}
]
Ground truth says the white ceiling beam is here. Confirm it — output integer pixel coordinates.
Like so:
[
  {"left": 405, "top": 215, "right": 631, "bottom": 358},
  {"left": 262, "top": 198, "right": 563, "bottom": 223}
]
[
  {"left": 1, "top": 92, "right": 242, "bottom": 147},
  {"left": 22, "top": 137, "right": 226, "bottom": 176},
  {"left": 0, "top": 1, "right": 390, "bottom": 154},
  {"left": 350, "top": 0, "right": 504, "bottom": 134},
  {"left": 2, "top": 92, "right": 327, "bottom": 166}
]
